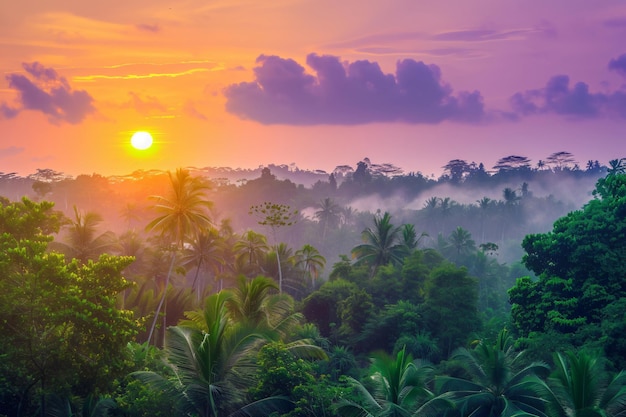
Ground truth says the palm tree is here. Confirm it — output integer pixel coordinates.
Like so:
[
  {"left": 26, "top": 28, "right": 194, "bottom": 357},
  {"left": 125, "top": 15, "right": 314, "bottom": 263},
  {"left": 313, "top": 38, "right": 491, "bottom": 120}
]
[
  {"left": 225, "top": 275, "right": 280, "bottom": 328},
  {"left": 439, "top": 197, "right": 454, "bottom": 234},
  {"left": 294, "top": 244, "right": 326, "bottom": 287},
  {"left": 315, "top": 197, "right": 341, "bottom": 239},
  {"left": 337, "top": 347, "right": 444, "bottom": 417},
  {"left": 476, "top": 197, "right": 492, "bottom": 242},
  {"left": 503, "top": 188, "right": 520, "bottom": 206},
  {"left": 145, "top": 168, "right": 212, "bottom": 345},
  {"left": 133, "top": 292, "right": 293, "bottom": 417},
  {"left": 120, "top": 202, "right": 142, "bottom": 230},
  {"left": 263, "top": 243, "right": 294, "bottom": 282},
  {"left": 400, "top": 223, "right": 428, "bottom": 253},
  {"left": 180, "top": 228, "right": 224, "bottom": 304},
  {"left": 446, "top": 227, "right": 476, "bottom": 264},
  {"left": 50, "top": 206, "right": 119, "bottom": 264},
  {"left": 546, "top": 350, "right": 626, "bottom": 417},
  {"left": 341, "top": 206, "right": 357, "bottom": 227},
  {"left": 351, "top": 211, "right": 405, "bottom": 274},
  {"left": 436, "top": 329, "right": 552, "bottom": 417},
  {"left": 234, "top": 230, "right": 269, "bottom": 277},
  {"left": 607, "top": 159, "right": 626, "bottom": 176}
]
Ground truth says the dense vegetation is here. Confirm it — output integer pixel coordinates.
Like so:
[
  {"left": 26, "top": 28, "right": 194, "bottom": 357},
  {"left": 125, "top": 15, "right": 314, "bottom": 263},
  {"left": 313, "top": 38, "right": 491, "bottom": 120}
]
[{"left": 1, "top": 155, "right": 626, "bottom": 417}]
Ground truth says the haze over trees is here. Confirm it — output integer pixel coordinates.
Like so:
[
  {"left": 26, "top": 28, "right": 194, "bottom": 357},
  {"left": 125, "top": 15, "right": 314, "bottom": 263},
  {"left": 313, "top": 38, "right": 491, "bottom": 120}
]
[{"left": 1, "top": 154, "right": 625, "bottom": 417}]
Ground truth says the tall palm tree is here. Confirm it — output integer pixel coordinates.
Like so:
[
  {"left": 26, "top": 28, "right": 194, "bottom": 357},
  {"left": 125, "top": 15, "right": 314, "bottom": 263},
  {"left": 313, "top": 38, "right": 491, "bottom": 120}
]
[
  {"left": 351, "top": 211, "right": 405, "bottom": 275},
  {"left": 50, "top": 206, "right": 119, "bottom": 264},
  {"left": 503, "top": 188, "right": 521, "bottom": 206},
  {"left": 180, "top": 228, "right": 224, "bottom": 304},
  {"left": 234, "top": 230, "right": 269, "bottom": 277},
  {"left": 438, "top": 197, "right": 453, "bottom": 229},
  {"left": 133, "top": 291, "right": 293, "bottom": 417},
  {"left": 315, "top": 197, "right": 342, "bottom": 239},
  {"left": 436, "top": 329, "right": 552, "bottom": 417},
  {"left": 546, "top": 350, "right": 626, "bottom": 417},
  {"left": 400, "top": 223, "right": 428, "bottom": 253},
  {"left": 263, "top": 243, "right": 294, "bottom": 281},
  {"left": 145, "top": 168, "right": 212, "bottom": 345},
  {"left": 337, "top": 347, "right": 444, "bottom": 417},
  {"left": 294, "top": 244, "right": 326, "bottom": 287},
  {"left": 120, "top": 202, "right": 142, "bottom": 231},
  {"left": 446, "top": 227, "right": 476, "bottom": 264},
  {"left": 476, "top": 197, "right": 492, "bottom": 242}
]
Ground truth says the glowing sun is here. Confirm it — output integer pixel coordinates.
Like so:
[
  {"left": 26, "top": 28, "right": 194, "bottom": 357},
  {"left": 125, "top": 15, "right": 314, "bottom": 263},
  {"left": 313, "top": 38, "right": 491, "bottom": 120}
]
[{"left": 130, "top": 131, "right": 153, "bottom": 150}]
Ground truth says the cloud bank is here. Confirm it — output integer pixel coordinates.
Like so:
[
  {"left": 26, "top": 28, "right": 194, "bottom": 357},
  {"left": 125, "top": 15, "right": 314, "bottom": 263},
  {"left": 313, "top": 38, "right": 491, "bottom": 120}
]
[
  {"left": 510, "top": 75, "right": 626, "bottom": 119},
  {"left": 2, "top": 62, "right": 95, "bottom": 124},
  {"left": 224, "top": 53, "right": 485, "bottom": 125},
  {"left": 609, "top": 53, "right": 626, "bottom": 77},
  {"left": 225, "top": 52, "right": 626, "bottom": 125}
]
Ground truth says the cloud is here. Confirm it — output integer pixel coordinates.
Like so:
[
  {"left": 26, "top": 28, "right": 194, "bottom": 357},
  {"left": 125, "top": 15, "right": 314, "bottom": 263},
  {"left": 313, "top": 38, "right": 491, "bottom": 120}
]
[
  {"left": 124, "top": 92, "right": 167, "bottom": 115},
  {"left": 609, "top": 54, "right": 626, "bottom": 77},
  {"left": 136, "top": 23, "right": 160, "bottom": 33},
  {"left": 0, "top": 103, "right": 19, "bottom": 119},
  {"left": 0, "top": 146, "right": 24, "bottom": 158},
  {"left": 510, "top": 74, "right": 626, "bottom": 118},
  {"left": 224, "top": 53, "right": 485, "bottom": 125},
  {"left": 603, "top": 17, "right": 626, "bottom": 28},
  {"left": 325, "top": 31, "right": 425, "bottom": 49},
  {"left": 184, "top": 101, "right": 208, "bottom": 120},
  {"left": 3, "top": 62, "right": 95, "bottom": 124},
  {"left": 431, "top": 24, "right": 556, "bottom": 42}
]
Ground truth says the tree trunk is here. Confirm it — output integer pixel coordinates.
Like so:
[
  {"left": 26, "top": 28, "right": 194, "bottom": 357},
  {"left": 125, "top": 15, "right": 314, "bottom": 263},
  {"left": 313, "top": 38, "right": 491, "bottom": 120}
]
[{"left": 147, "top": 251, "right": 176, "bottom": 345}]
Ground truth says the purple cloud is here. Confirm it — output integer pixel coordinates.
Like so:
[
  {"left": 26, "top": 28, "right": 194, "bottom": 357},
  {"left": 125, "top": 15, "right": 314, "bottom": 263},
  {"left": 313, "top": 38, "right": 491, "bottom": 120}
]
[
  {"left": 0, "top": 146, "right": 24, "bottom": 158},
  {"left": 510, "top": 74, "right": 626, "bottom": 118},
  {"left": 603, "top": 17, "right": 626, "bottom": 28},
  {"left": 1, "top": 103, "right": 19, "bottom": 119},
  {"left": 3, "top": 62, "right": 95, "bottom": 124},
  {"left": 136, "top": 23, "right": 160, "bottom": 33},
  {"left": 609, "top": 54, "right": 626, "bottom": 77},
  {"left": 224, "top": 53, "right": 485, "bottom": 125},
  {"left": 431, "top": 25, "right": 554, "bottom": 42}
]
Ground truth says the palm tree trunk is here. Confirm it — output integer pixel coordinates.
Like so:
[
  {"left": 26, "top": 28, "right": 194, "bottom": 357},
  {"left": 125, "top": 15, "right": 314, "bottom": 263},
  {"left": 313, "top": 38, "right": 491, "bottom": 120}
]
[
  {"left": 276, "top": 245, "right": 283, "bottom": 293},
  {"left": 147, "top": 251, "right": 176, "bottom": 345},
  {"left": 191, "top": 257, "right": 203, "bottom": 304}
]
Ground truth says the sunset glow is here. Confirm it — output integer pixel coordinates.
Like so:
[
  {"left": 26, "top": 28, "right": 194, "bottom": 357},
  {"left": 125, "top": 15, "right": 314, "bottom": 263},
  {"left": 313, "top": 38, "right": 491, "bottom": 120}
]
[{"left": 1, "top": 1, "right": 625, "bottom": 177}]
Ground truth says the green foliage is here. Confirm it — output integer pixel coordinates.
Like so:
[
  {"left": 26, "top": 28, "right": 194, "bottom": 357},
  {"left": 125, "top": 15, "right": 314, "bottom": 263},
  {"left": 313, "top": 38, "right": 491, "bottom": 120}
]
[
  {"left": 366, "top": 263, "right": 404, "bottom": 308},
  {"left": 337, "top": 287, "right": 375, "bottom": 342},
  {"left": 436, "top": 329, "right": 552, "bottom": 417},
  {"left": 509, "top": 174, "right": 626, "bottom": 367},
  {"left": 358, "top": 301, "right": 424, "bottom": 354},
  {"left": 0, "top": 197, "right": 63, "bottom": 239},
  {"left": 0, "top": 198, "right": 140, "bottom": 416},
  {"left": 547, "top": 350, "right": 626, "bottom": 417},
  {"left": 400, "top": 250, "right": 433, "bottom": 304},
  {"left": 250, "top": 201, "right": 299, "bottom": 229},
  {"left": 423, "top": 264, "right": 481, "bottom": 357},
  {"left": 252, "top": 342, "right": 315, "bottom": 399},
  {"left": 337, "top": 347, "right": 439, "bottom": 417},
  {"left": 301, "top": 278, "right": 360, "bottom": 338}
]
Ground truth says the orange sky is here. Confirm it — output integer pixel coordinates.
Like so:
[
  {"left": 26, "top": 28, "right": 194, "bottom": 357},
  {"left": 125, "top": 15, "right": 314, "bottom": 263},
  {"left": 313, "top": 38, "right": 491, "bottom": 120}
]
[{"left": 2, "top": 0, "right": 626, "bottom": 178}]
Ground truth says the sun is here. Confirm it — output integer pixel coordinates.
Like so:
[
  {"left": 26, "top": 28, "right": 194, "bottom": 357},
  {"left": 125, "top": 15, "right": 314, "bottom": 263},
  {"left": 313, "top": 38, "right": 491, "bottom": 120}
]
[{"left": 130, "top": 131, "right": 153, "bottom": 150}]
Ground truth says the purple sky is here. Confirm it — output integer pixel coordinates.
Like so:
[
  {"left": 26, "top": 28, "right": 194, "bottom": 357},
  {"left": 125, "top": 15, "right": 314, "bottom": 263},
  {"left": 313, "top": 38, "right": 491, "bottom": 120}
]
[{"left": 0, "top": 0, "right": 625, "bottom": 177}]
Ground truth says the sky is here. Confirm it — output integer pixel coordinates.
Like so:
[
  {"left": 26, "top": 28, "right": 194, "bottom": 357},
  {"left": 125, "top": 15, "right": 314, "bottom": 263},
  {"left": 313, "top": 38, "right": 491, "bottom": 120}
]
[{"left": 1, "top": 0, "right": 626, "bottom": 178}]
